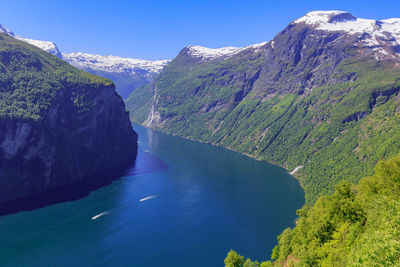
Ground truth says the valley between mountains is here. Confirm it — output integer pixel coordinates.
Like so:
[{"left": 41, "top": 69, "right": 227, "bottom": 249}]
[{"left": 2, "top": 8, "right": 400, "bottom": 267}]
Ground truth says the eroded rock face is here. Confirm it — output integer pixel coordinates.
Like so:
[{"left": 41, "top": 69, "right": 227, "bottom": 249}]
[
  {"left": 253, "top": 23, "right": 357, "bottom": 96},
  {"left": 0, "top": 35, "right": 138, "bottom": 204},
  {"left": 0, "top": 83, "right": 138, "bottom": 203}
]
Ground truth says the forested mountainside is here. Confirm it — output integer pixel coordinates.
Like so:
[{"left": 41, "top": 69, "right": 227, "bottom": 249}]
[
  {"left": 225, "top": 154, "right": 400, "bottom": 266},
  {"left": 127, "top": 11, "right": 400, "bottom": 203},
  {"left": 0, "top": 34, "right": 137, "bottom": 203}
]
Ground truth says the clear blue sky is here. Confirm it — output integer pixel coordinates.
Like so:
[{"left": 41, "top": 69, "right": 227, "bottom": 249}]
[{"left": 2, "top": 0, "right": 400, "bottom": 60}]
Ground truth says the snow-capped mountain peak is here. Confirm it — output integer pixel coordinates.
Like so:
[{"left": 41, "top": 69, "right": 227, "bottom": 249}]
[
  {"left": 294, "top": 11, "right": 356, "bottom": 25},
  {"left": 62, "top": 52, "right": 171, "bottom": 98},
  {"left": 62, "top": 52, "right": 170, "bottom": 75},
  {"left": 185, "top": 42, "right": 268, "bottom": 61},
  {"left": 0, "top": 23, "right": 170, "bottom": 98},
  {"left": 0, "top": 23, "right": 62, "bottom": 58},
  {"left": 186, "top": 46, "right": 242, "bottom": 60},
  {"left": 294, "top": 11, "right": 400, "bottom": 40},
  {"left": 15, "top": 37, "right": 62, "bottom": 58},
  {"left": 294, "top": 11, "right": 400, "bottom": 60},
  {"left": 0, "top": 24, "right": 15, "bottom": 37}
]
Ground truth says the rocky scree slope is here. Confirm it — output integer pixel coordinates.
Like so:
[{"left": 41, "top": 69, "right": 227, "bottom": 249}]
[
  {"left": 0, "top": 34, "right": 138, "bottom": 204},
  {"left": 127, "top": 11, "right": 400, "bottom": 203}
]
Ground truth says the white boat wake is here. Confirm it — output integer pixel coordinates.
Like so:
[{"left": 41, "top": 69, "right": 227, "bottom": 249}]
[
  {"left": 139, "top": 194, "right": 159, "bottom": 202},
  {"left": 91, "top": 210, "right": 111, "bottom": 220}
]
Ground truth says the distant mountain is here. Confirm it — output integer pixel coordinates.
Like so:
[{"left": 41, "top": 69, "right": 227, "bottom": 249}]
[
  {"left": 183, "top": 43, "right": 267, "bottom": 61},
  {"left": 0, "top": 24, "right": 63, "bottom": 58},
  {"left": 63, "top": 52, "right": 170, "bottom": 99},
  {"left": 0, "top": 23, "right": 169, "bottom": 98},
  {"left": 127, "top": 10, "right": 400, "bottom": 203},
  {"left": 16, "top": 36, "right": 63, "bottom": 58}
]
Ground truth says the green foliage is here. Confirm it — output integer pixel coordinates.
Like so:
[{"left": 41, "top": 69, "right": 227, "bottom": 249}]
[
  {"left": 224, "top": 250, "right": 271, "bottom": 267},
  {"left": 236, "top": 155, "right": 400, "bottom": 266},
  {"left": 225, "top": 250, "right": 245, "bottom": 267},
  {"left": 128, "top": 53, "right": 400, "bottom": 204},
  {"left": 0, "top": 34, "right": 113, "bottom": 121}
]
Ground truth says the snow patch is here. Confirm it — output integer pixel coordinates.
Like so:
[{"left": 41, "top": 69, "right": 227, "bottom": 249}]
[
  {"left": 295, "top": 11, "right": 400, "bottom": 59},
  {"left": 0, "top": 24, "right": 15, "bottom": 37},
  {"left": 186, "top": 42, "right": 267, "bottom": 61},
  {"left": 186, "top": 45, "right": 241, "bottom": 60},
  {"left": 0, "top": 23, "right": 62, "bottom": 58},
  {"left": 15, "top": 36, "right": 62, "bottom": 58},
  {"left": 63, "top": 52, "right": 170, "bottom": 75},
  {"left": 295, "top": 11, "right": 353, "bottom": 24},
  {"left": 244, "top": 42, "right": 268, "bottom": 53}
]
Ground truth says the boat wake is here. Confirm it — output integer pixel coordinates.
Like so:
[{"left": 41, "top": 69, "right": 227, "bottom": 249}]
[
  {"left": 91, "top": 210, "right": 111, "bottom": 220},
  {"left": 139, "top": 194, "right": 159, "bottom": 202}
]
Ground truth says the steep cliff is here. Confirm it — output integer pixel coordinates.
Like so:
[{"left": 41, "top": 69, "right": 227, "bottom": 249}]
[
  {"left": 0, "top": 34, "right": 138, "bottom": 204},
  {"left": 127, "top": 11, "right": 400, "bottom": 203}
]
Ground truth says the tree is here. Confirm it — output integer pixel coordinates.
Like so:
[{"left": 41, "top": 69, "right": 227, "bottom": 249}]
[{"left": 224, "top": 250, "right": 245, "bottom": 267}]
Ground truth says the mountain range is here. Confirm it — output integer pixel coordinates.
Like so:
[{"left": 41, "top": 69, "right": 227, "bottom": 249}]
[
  {"left": 0, "top": 24, "right": 169, "bottom": 99},
  {"left": 2, "top": 10, "right": 400, "bottom": 266},
  {"left": 124, "top": 10, "right": 400, "bottom": 265},
  {"left": 127, "top": 10, "right": 400, "bottom": 203},
  {"left": 62, "top": 53, "right": 170, "bottom": 99}
]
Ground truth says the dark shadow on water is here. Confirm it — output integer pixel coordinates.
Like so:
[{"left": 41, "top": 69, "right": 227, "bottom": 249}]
[{"left": 0, "top": 150, "right": 168, "bottom": 217}]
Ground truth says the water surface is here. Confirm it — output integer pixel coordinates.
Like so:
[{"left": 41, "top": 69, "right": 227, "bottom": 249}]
[{"left": 0, "top": 124, "right": 304, "bottom": 266}]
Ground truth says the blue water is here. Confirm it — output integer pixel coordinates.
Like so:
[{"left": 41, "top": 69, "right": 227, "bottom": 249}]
[{"left": 0, "top": 124, "right": 304, "bottom": 266}]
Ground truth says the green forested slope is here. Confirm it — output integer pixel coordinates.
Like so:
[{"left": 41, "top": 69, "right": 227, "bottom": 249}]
[
  {"left": 125, "top": 11, "right": 400, "bottom": 265},
  {"left": 126, "top": 13, "right": 400, "bottom": 204},
  {"left": 127, "top": 49, "right": 400, "bottom": 203},
  {"left": 226, "top": 154, "right": 400, "bottom": 266},
  {"left": 0, "top": 33, "right": 113, "bottom": 121}
]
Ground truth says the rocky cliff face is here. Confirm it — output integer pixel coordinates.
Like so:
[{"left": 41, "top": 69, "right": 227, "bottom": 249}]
[
  {"left": 127, "top": 11, "right": 400, "bottom": 203},
  {"left": 0, "top": 34, "right": 137, "bottom": 204}
]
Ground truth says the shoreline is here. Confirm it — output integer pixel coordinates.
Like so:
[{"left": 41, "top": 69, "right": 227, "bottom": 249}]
[{"left": 132, "top": 122, "right": 306, "bottom": 183}]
